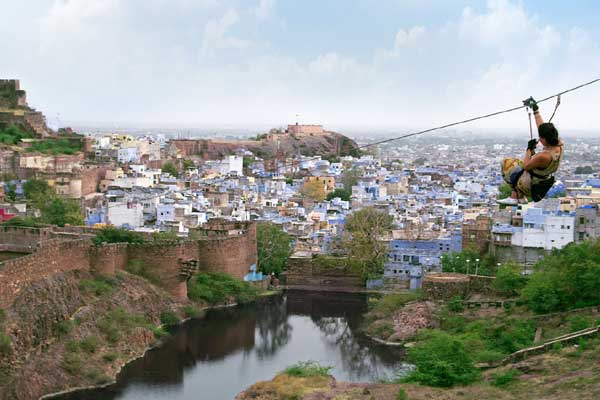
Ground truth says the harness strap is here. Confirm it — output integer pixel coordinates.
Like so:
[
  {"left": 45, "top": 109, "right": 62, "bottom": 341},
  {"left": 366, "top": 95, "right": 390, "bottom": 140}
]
[{"left": 549, "top": 95, "right": 561, "bottom": 122}]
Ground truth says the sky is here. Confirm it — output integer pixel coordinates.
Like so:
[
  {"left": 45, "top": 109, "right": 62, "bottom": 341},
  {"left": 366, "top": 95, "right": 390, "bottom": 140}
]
[{"left": 1, "top": 0, "right": 600, "bottom": 133}]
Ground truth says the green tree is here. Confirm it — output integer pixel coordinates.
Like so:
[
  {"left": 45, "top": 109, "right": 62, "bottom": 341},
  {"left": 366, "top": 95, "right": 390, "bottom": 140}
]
[
  {"left": 257, "top": 223, "right": 291, "bottom": 276},
  {"left": 574, "top": 166, "right": 594, "bottom": 174},
  {"left": 493, "top": 263, "right": 527, "bottom": 297},
  {"left": 522, "top": 239, "right": 600, "bottom": 313},
  {"left": 161, "top": 161, "right": 179, "bottom": 177},
  {"left": 403, "top": 330, "right": 479, "bottom": 387},
  {"left": 301, "top": 179, "right": 326, "bottom": 202},
  {"left": 326, "top": 188, "right": 351, "bottom": 201},
  {"left": 93, "top": 226, "right": 145, "bottom": 245},
  {"left": 39, "top": 197, "right": 84, "bottom": 226},
  {"left": 182, "top": 159, "right": 195, "bottom": 170},
  {"left": 4, "top": 183, "right": 17, "bottom": 201},
  {"left": 23, "top": 179, "right": 52, "bottom": 202},
  {"left": 343, "top": 207, "right": 394, "bottom": 280},
  {"left": 340, "top": 167, "right": 360, "bottom": 191}
]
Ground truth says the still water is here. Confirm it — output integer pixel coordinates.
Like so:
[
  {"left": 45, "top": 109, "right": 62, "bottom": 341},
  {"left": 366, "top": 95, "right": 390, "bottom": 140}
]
[{"left": 55, "top": 291, "right": 407, "bottom": 400}]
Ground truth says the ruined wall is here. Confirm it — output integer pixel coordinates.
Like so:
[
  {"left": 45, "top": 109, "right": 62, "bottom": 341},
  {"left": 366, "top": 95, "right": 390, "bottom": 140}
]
[
  {"left": 0, "top": 239, "right": 90, "bottom": 308},
  {"left": 284, "top": 256, "right": 363, "bottom": 291},
  {"left": 422, "top": 273, "right": 496, "bottom": 300},
  {"left": 0, "top": 226, "right": 53, "bottom": 252}
]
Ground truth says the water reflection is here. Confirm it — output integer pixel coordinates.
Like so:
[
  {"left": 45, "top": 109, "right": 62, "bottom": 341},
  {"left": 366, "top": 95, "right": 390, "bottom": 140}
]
[{"left": 53, "top": 291, "right": 405, "bottom": 400}]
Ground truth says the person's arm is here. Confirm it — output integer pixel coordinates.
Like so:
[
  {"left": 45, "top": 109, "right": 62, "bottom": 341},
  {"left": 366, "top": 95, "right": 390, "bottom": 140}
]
[{"left": 534, "top": 110, "right": 544, "bottom": 127}]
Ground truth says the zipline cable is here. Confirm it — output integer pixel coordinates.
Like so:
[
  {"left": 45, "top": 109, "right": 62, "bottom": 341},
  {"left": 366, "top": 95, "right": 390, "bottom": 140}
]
[{"left": 271, "top": 77, "right": 600, "bottom": 172}]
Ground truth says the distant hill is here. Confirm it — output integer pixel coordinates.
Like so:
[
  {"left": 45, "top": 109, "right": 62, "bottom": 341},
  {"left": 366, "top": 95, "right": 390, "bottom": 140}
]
[{"left": 170, "top": 125, "right": 360, "bottom": 161}]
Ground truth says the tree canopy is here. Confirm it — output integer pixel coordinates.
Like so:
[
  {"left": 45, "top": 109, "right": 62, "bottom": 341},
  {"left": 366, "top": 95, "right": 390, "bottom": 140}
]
[
  {"left": 301, "top": 180, "right": 326, "bottom": 202},
  {"left": 343, "top": 207, "right": 394, "bottom": 280},
  {"left": 257, "top": 223, "right": 291, "bottom": 276},
  {"left": 326, "top": 188, "right": 351, "bottom": 202},
  {"left": 161, "top": 161, "right": 179, "bottom": 177}
]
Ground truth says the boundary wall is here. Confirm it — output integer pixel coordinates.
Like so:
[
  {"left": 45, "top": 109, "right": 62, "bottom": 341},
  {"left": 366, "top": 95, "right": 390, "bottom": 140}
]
[{"left": 0, "top": 221, "right": 257, "bottom": 308}]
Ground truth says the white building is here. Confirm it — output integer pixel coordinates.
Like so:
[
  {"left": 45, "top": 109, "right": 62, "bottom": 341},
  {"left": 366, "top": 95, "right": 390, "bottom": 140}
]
[{"left": 107, "top": 202, "right": 144, "bottom": 228}]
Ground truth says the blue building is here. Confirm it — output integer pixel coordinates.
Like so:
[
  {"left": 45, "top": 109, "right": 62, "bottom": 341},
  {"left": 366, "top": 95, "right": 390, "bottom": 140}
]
[{"left": 384, "top": 231, "right": 462, "bottom": 289}]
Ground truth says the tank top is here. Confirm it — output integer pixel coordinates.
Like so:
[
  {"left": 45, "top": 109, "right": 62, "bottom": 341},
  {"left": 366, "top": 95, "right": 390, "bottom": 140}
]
[{"left": 531, "top": 145, "right": 563, "bottom": 181}]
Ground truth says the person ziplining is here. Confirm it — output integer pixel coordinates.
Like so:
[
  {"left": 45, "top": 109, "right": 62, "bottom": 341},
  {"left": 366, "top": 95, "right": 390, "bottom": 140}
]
[{"left": 498, "top": 97, "right": 564, "bottom": 205}]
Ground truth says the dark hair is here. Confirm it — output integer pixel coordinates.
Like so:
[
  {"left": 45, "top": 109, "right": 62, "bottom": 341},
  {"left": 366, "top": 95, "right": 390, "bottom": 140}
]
[{"left": 538, "top": 122, "right": 559, "bottom": 145}]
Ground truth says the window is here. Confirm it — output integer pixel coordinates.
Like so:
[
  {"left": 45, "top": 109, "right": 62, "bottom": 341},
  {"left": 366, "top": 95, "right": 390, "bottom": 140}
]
[
  {"left": 403, "top": 255, "right": 410, "bottom": 262},
  {"left": 580, "top": 217, "right": 585, "bottom": 224}
]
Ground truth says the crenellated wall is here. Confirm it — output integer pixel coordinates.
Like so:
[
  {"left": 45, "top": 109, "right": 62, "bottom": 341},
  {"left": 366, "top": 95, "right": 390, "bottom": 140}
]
[{"left": 0, "top": 222, "right": 258, "bottom": 307}]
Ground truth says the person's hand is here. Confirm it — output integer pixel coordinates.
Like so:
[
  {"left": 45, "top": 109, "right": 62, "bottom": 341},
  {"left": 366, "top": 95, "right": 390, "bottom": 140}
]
[
  {"left": 523, "top": 96, "right": 539, "bottom": 112},
  {"left": 527, "top": 139, "right": 538, "bottom": 151}
]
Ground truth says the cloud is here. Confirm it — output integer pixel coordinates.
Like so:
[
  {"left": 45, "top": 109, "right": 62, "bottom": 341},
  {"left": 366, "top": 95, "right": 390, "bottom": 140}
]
[
  {"left": 201, "top": 8, "right": 253, "bottom": 51},
  {"left": 394, "top": 26, "right": 426, "bottom": 48},
  {"left": 254, "top": 0, "right": 276, "bottom": 21}
]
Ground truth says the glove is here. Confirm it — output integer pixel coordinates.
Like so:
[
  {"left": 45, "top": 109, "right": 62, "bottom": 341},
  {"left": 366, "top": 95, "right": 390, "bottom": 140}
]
[
  {"left": 527, "top": 139, "right": 538, "bottom": 151},
  {"left": 523, "top": 96, "right": 539, "bottom": 112}
]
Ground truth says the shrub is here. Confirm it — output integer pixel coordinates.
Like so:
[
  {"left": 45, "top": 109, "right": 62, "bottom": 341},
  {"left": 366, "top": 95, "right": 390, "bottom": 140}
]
[
  {"left": 93, "top": 227, "right": 145, "bottom": 245},
  {"left": 494, "top": 264, "right": 527, "bottom": 297},
  {"left": 447, "top": 297, "right": 464, "bottom": 313},
  {"left": 159, "top": 310, "right": 180, "bottom": 326},
  {"left": 403, "top": 330, "right": 479, "bottom": 387},
  {"left": 182, "top": 305, "right": 200, "bottom": 318},
  {"left": 522, "top": 240, "right": 600, "bottom": 313},
  {"left": 62, "top": 352, "right": 83, "bottom": 375},
  {"left": 187, "top": 273, "right": 259, "bottom": 305},
  {"left": 0, "top": 333, "right": 12, "bottom": 356},
  {"left": 102, "top": 352, "right": 119, "bottom": 362},
  {"left": 54, "top": 320, "right": 74, "bottom": 337},
  {"left": 0, "top": 309, "right": 5, "bottom": 324},
  {"left": 79, "top": 336, "right": 100, "bottom": 354},
  {"left": 80, "top": 275, "right": 117, "bottom": 297},
  {"left": 367, "top": 320, "right": 394, "bottom": 339},
  {"left": 395, "top": 388, "right": 408, "bottom": 400},
  {"left": 284, "top": 361, "right": 332, "bottom": 377},
  {"left": 567, "top": 315, "right": 592, "bottom": 332},
  {"left": 491, "top": 369, "right": 521, "bottom": 387},
  {"left": 98, "top": 308, "right": 153, "bottom": 344}
]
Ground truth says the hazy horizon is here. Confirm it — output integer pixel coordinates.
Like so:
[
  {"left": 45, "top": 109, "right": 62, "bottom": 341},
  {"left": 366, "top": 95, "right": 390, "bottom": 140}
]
[{"left": 3, "top": 1, "right": 600, "bottom": 133}]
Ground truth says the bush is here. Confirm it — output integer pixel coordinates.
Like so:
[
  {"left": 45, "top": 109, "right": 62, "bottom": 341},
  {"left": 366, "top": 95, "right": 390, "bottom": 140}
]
[
  {"left": 367, "top": 320, "right": 394, "bottom": 339},
  {"left": 365, "top": 292, "right": 421, "bottom": 322},
  {"left": 98, "top": 308, "right": 153, "bottom": 344},
  {"left": 79, "top": 336, "right": 100, "bottom": 354},
  {"left": 403, "top": 330, "right": 479, "bottom": 387},
  {"left": 187, "top": 273, "right": 259, "bottom": 305},
  {"left": 62, "top": 352, "right": 83, "bottom": 375},
  {"left": 491, "top": 369, "right": 521, "bottom": 387},
  {"left": 494, "top": 264, "right": 527, "bottom": 297},
  {"left": 182, "top": 305, "right": 200, "bottom": 318},
  {"left": 284, "top": 361, "right": 332, "bottom": 377},
  {"left": 395, "top": 388, "right": 408, "bottom": 400},
  {"left": 93, "top": 227, "right": 145, "bottom": 245},
  {"left": 522, "top": 240, "right": 600, "bottom": 313},
  {"left": 568, "top": 315, "right": 592, "bottom": 332},
  {"left": 0, "top": 309, "right": 5, "bottom": 324},
  {"left": 447, "top": 297, "right": 464, "bottom": 313},
  {"left": 80, "top": 275, "right": 117, "bottom": 296},
  {"left": 0, "top": 333, "right": 12, "bottom": 356},
  {"left": 54, "top": 320, "right": 74, "bottom": 337},
  {"left": 159, "top": 310, "right": 180, "bottom": 326},
  {"left": 102, "top": 352, "right": 119, "bottom": 362}
]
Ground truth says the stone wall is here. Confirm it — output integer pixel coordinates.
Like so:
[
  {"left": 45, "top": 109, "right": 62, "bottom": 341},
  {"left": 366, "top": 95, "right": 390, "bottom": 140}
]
[
  {"left": 0, "top": 222, "right": 259, "bottom": 306},
  {"left": 422, "top": 273, "right": 496, "bottom": 300},
  {"left": 0, "top": 226, "right": 53, "bottom": 252},
  {"left": 284, "top": 256, "right": 363, "bottom": 291},
  {"left": 0, "top": 239, "right": 90, "bottom": 308}
]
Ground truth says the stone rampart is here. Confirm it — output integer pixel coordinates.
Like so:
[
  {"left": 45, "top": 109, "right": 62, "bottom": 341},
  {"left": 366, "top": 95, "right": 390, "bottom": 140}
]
[
  {"left": 0, "top": 239, "right": 90, "bottom": 308},
  {"left": 0, "top": 226, "right": 53, "bottom": 252},
  {"left": 284, "top": 256, "right": 363, "bottom": 291},
  {"left": 0, "top": 222, "right": 258, "bottom": 306}
]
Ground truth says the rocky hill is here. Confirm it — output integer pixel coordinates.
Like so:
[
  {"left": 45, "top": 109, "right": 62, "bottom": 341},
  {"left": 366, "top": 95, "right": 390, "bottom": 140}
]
[{"left": 170, "top": 126, "right": 360, "bottom": 161}]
